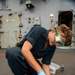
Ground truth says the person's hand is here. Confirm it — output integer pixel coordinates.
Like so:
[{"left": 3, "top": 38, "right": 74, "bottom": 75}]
[{"left": 37, "top": 70, "right": 46, "bottom": 75}]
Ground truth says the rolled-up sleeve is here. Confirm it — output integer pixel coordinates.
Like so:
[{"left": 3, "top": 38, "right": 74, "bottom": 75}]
[
  {"left": 25, "top": 36, "right": 36, "bottom": 46},
  {"left": 25, "top": 26, "right": 43, "bottom": 46}
]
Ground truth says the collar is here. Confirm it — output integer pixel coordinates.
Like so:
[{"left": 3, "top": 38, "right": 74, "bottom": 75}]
[{"left": 43, "top": 30, "right": 50, "bottom": 38}]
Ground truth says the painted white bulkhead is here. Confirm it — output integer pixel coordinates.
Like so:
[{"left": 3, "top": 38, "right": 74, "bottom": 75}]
[{"left": 0, "top": 0, "right": 75, "bottom": 49}]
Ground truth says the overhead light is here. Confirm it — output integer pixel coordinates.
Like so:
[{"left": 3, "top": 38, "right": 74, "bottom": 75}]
[
  {"left": 25, "top": 0, "right": 34, "bottom": 9},
  {"left": 50, "top": 14, "right": 54, "bottom": 17},
  {"left": 50, "top": 14, "right": 54, "bottom": 23}
]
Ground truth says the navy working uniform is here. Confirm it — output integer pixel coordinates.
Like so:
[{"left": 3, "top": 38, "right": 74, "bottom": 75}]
[{"left": 6, "top": 26, "right": 56, "bottom": 75}]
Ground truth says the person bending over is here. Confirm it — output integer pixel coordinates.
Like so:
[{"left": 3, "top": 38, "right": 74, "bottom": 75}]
[{"left": 6, "top": 24, "right": 72, "bottom": 75}]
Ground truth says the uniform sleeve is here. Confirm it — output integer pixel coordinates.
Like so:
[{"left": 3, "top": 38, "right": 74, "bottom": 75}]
[
  {"left": 42, "top": 46, "right": 56, "bottom": 65},
  {"left": 25, "top": 26, "right": 43, "bottom": 46}
]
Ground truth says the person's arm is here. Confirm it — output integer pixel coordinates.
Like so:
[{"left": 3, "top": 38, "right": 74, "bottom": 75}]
[
  {"left": 42, "top": 64, "right": 51, "bottom": 75},
  {"left": 21, "top": 40, "right": 42, "bottom": 72}
]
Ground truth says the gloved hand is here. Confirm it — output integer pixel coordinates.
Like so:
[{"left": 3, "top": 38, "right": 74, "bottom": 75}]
[{"left": 37, "top": 70, "right": 46, "bottom": 75}]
